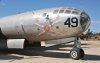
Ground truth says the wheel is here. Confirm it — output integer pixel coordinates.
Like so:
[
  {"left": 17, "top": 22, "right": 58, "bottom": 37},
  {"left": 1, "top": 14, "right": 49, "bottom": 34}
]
[
  {"left": 70, "top": 48, "right": 85, "bottom": 60},
  {"left": 80, "top": 49, "right": 85, "bottom": 59},
  {"left": 70, "top": 48, "right": 81, "bottom": 60}
]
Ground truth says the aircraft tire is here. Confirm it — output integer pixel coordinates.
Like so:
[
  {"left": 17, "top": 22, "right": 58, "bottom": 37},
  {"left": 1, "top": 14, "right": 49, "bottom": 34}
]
[
  {"left": 80, "top": 48, "right": 85, "bottom": 59},
  {"left": 70, "top": 48, "right": 84, "bottom": 60}
]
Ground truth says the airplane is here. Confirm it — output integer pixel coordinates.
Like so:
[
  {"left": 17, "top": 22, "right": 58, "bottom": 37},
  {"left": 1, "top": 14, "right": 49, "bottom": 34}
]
[{"left": 0, "top": 7, "right": 90, "bottom": 60}]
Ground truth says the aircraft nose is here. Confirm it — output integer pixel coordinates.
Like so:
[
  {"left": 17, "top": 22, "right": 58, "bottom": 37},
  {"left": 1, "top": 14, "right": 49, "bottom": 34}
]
[{"left": 80, "top": 12, "right": 90, "bottom": 31}]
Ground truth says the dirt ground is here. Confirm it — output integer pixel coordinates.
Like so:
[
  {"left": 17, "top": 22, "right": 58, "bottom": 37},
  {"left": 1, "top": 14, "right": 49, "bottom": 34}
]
[{"left": 0, "top": 40, "right": 100, "bottom": 63}]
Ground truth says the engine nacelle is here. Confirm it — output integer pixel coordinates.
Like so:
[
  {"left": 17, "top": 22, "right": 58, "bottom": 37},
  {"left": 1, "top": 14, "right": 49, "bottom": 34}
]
[
  {"left": 0, "top": 39, "right": 45, "bottom": 49},
  {"left": 0, "top": 39, "right": 25, "bottom": 49},
  {"left": 7, "top": 39, "right": 25, "bottom": 49}
]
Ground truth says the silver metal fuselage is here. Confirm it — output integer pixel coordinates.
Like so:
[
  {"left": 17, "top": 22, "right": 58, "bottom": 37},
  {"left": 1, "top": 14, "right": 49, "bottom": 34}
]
[{"left": 0, "top": 7, "right": 90, "bottom": 42}]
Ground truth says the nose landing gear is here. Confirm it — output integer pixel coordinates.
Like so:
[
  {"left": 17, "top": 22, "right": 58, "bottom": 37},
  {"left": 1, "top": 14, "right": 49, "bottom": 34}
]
[{"left": 70, "top": 37, "right": 85, "bottom": 60}]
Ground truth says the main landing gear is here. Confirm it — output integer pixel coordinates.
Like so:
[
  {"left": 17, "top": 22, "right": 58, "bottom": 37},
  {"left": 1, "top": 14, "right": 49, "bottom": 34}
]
[{"left": 70, "top": 37, "right": 85, "bottom": 60}]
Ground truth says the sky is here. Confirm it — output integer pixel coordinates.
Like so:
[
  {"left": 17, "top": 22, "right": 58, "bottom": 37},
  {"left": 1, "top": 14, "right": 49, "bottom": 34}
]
[{"left": 0, "top": 0, "right": 100, "bottom": 32}]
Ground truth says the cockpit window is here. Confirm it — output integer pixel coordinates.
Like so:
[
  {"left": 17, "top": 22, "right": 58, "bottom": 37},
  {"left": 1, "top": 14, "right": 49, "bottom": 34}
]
[
  {"left": 80, "top": 12, "right": 90, "bottom": 30},
  {"left": 59, "top": 10, "right": 64, "bottom": 13},
  {"left": 72, "top": 11, "right": 79, "bottom": 15},
  {"left": 65, "top": 10, "right": 71, "bottom": 14},
  {"left": 81, "top": 12, "right": 90, "bottom": 18},
  {"left": 53, "top": 10, "right": 59, "bottom": 14}
]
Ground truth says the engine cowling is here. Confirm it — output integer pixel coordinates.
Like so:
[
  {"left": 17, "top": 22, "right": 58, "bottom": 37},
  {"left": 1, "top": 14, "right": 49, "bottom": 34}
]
[
  {"left": 0, "top": 39, "right": 45, "bottom": 49},
  {"left": 7, "top": 39, "right": 25, "bottom": 49},
  {"left": 0, "top": 39, "right": 26, "bottom": 49}
]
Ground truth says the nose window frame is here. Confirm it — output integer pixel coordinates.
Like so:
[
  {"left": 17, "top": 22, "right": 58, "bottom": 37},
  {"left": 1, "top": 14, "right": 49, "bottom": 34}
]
[
  {"left": 59, "top": 10, "right": 64, "bottom": 13},
  {"left": 72, "top": 11, "right": 79, "bottom": 15},
  {"left": 53, "top": 10, "right": 59, "bottom": 14},
  {"left": 65, "top": 10, "right": 71, "bottom": 14}
]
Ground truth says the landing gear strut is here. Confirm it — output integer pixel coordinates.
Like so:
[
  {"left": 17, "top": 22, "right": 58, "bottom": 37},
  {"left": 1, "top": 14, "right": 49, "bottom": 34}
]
[{"left": 70, "top": 37, "right": 85, "bottom": 60}]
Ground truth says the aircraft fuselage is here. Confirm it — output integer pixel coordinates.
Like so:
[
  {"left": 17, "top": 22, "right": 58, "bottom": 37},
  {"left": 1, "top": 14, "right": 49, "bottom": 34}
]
[{"left": 0, "top": 7, "right": 90, "bottom": 42}]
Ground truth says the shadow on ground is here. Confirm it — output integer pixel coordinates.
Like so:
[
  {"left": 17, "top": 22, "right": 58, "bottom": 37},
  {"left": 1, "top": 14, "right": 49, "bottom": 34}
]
[{"left": 0, "top": 42, "right": 99, "bottom": 61}]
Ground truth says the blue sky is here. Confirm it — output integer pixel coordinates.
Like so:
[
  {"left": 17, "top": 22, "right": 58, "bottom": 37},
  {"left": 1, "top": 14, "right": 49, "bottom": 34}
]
[{"left": 0, "top": 0, "right": 100, "bottom": 32}]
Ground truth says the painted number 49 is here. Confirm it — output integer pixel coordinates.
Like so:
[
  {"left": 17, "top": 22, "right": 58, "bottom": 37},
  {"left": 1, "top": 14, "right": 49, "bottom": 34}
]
[{"left": 64, "top": 17, "right": 78, "bottom": 27}]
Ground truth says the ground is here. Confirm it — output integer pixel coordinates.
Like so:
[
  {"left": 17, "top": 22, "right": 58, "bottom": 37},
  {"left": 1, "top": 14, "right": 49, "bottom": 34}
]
[{"left": 0, "top": 40, "right": 100, "bottom": 63}]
